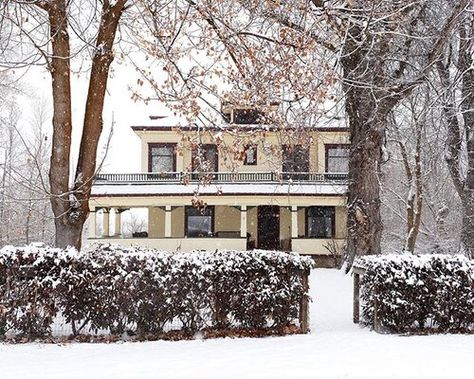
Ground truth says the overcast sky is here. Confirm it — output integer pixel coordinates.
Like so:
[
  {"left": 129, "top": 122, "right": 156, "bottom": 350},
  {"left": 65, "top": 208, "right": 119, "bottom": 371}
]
[{"left": 17, "top": 58, "right": 179, "bottom": 174}]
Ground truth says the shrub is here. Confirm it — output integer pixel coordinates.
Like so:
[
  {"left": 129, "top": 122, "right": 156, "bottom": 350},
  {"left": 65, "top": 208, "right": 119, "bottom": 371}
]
[
  {"left": 354, "top": 254, "right": 474, "bottom": 334},
  {"left": 0, "top": 244, "right": 313, "bottom": 340}
]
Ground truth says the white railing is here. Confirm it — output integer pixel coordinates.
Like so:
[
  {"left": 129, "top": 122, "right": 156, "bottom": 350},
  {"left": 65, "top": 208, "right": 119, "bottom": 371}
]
[{"left": 94, "top": 171, "right": 348, "bottom": 184}]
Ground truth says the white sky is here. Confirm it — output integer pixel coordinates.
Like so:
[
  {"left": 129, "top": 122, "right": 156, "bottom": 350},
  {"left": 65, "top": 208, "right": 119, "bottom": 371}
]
[{"left": 15, "top": 58, "right": 180, "bottom": 174}]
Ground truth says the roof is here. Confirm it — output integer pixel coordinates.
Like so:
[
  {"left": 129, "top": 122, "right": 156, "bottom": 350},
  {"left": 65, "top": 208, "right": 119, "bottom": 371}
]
[
  {"left": 91, "top": 183, "right": 347, "bottom": 197},
  {"left": 131, "top": 124, "right": 349, "bottom": 133}
]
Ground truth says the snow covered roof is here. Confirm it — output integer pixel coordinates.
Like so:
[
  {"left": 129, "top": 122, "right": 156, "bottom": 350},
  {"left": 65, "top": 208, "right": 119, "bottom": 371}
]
[
  {"left": 91, "top": 183, "right": 347, "bottom": 197},
  {"left": 131, "top": 124, "right": 349, "bottom": 133}
]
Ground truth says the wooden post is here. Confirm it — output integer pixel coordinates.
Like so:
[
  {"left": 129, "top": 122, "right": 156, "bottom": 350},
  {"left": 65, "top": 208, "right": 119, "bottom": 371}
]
[
  {"left": 88, "top": 209, "right": 97, "bottom": 239},
  {"left": 299, "top": 269, "right": 310, "bottom": 333},
  {"left": 114, "top": 208, "right": 122, "bottom": 237},
  {"left": 352, "top": 267, "right": 365, "bottom": 324},
  {"left": 373, "top": 286, "right": 381, "bottom": 333},
  {"left": 102, "top": 208, "right": 110, "bottom": 237},
  {"left": 353, "top": 272, "right": 360, "bottom": 324},
  {"left": 240, "top": 205, "right": 247, "bottom": 238},
  {"left": 291, "top": 206, "right": 298, "bottom": 238},
  {"left": 165, "top": 206, "right": 172, "bottom": 238}
]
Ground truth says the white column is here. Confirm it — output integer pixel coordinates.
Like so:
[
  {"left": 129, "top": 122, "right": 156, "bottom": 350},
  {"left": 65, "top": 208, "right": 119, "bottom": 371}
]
[
  {"left": 114, "top": 209, "right": 122, "bottom": 236},
  {"left": 240, "top": 205, "right": 248, "bottom": 238},
  {"left": 88, "top": 209, "right": 97, "bottom": 239},
  {"left": 165, "top": 206, "right": 172, "bottom": 237},
  {"left": 291, "top": 206, "right": 298, "bottom": 238},
  {"left": 102, "top": 209, "right": 110, "bottom": 237}
]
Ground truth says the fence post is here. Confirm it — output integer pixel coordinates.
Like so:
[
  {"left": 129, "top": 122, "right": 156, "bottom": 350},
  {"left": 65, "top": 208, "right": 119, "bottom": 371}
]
[
  {"left": 299, "top": 269, "right": 310, "bottom": 333},
  {"left": 353, "top": 272, "right": 360, "bottom": 324}
]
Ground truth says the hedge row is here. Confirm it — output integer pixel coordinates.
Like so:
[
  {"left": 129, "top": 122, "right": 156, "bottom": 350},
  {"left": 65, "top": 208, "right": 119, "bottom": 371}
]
[
  {"left": 0, "top": 244, "right": 313, "bottom": 340},
  {"left": 354, "top": 254, "right": 474, "bottom": 334}
]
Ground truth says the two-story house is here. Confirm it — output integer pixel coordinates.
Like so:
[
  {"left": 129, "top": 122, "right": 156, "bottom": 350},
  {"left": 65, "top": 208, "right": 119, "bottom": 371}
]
[{"left": 88, "top": 107, "right": 349, "bottom": 265}]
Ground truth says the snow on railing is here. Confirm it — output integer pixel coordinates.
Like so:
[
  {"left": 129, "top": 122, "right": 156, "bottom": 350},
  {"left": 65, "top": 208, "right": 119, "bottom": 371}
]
[{"left": 94, "top": 171, "right": 348, "bottom": 184}]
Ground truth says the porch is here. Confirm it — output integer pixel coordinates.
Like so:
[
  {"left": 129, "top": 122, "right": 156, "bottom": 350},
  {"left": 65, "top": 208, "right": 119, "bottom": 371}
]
[{"left": 88, "top": 203, "right": 346, "bottom": 256}]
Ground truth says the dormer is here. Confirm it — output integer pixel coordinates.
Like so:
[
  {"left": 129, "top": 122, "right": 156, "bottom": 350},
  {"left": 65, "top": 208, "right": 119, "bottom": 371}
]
[{"left": 221, "top": 102, "right": 279, "bottom": 125}]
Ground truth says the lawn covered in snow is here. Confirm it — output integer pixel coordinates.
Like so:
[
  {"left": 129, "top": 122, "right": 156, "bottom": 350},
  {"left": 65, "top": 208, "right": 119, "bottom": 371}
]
[{"left": 1, "top": 269, "right": 473, "bottom": 379}]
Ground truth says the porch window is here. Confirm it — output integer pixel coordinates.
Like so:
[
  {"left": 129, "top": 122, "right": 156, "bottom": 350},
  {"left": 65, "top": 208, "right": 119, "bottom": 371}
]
[
  {"left": 326, "top": 145, "right": 349, "bottom": 173},
  {"left": 149, "top": 144, "right": 176, "bottom": 172},
  {"left": 306, "top": 206, "right": 335, "bottom": 238},
  {"left": 244, "top": 145, "right": 257, "bottom": 165},
  {"left": 185, "top": 206, "right": 214, "bottom": 237}
]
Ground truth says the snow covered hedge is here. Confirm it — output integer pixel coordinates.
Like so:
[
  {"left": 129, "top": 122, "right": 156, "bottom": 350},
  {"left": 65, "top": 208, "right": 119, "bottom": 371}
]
[
  {"left": 354, "top": 254, "right": 474, "bottom": 334},
  {"left": 0, "top": 244, "right": 313, "bottom": 340}
]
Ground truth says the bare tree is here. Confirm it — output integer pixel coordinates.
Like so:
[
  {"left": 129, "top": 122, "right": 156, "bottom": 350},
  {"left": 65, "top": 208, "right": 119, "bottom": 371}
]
[
  {"left": 1, "top": 0, "right": 129, "bottom": 248},
  {"left": 437, "top": 10, "right": 474, "bottom": 258}
]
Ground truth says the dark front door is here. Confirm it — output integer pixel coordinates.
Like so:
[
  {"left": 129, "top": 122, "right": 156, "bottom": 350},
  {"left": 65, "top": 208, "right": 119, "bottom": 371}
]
[{"left": 257, "top": 206, "right": 280, "bottom": 250}]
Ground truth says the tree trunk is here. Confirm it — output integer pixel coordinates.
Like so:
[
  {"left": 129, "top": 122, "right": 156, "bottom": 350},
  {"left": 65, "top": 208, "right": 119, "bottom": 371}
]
[
  {"left": 437, "top": 20, "right": 474, "bottom": 258},
  {"left": 341, "top": 23, "right": 387, "bottom": 268},
  {"left": 43, "top": 0, "right": 127, "bottom": 250},
  {"left": 54, "top": 219, "right": 84, "bottom": 250},
  {"left": 344, "top": 102, "right": 384, "bottom": 265},
  {"left": 461, "top": 198, "right": 474, "bottom": 258}
]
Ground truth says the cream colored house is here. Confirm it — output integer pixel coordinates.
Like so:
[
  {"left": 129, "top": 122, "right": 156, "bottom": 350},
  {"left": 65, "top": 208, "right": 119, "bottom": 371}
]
[{"left": 88, "top": 108, "right": 349, "bottom": 264}]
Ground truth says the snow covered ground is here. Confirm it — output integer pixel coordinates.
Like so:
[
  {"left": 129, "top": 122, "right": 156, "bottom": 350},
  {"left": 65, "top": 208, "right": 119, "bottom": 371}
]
[{"left": 1, "top": 269, "right": 473, "bottom": 379}]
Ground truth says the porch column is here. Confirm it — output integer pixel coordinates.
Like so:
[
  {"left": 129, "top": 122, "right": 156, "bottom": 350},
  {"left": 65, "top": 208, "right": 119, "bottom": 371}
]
[
  {"left": 88, "top": 209, "right": 97, "bottom": 238},
  {"left": 102, "top": 208, "right": 110, "bottom": 237},
  {"left": 165, "top": 205, "right": 172, "bottom": 237},
  {"left": 291, "top": 206, "right": 298, "bottom": 238},
  {"left": 240, "top": 205, "right": 248, "bottom": 238},
  {"left": 114, "top": 208, "right": 122, "bottom": 236}
]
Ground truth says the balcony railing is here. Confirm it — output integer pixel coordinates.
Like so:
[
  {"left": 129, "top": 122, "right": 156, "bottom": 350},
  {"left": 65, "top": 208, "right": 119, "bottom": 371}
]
[{"left": 94, "top": 172, "right": 348, "bottom": 184}]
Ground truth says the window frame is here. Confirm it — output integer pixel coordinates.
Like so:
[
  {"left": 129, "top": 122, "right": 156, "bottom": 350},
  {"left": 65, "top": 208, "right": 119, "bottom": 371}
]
[
  {"left": 148, "top": 143, "right": 177, "bottom": 173},
  {"left": 185, "top": 206, "right": 215, "bottom": 238},
  {"left": 243, "top": 145, "right": 258, "bottom": 166},
  {"left": 325, "top": 144, "right": 350, "bottom": 173},
  {"left": 305, "top": 206, "right": 336, "bottom": 239}
]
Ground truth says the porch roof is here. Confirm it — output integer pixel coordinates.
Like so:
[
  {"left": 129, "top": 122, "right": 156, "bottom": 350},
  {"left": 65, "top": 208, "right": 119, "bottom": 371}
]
[{"left": 91, "top": 182, "right": 347, "bottom": 197}]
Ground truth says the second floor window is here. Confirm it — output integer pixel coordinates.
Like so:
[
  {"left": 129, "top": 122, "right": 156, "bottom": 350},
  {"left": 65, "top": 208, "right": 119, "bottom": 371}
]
[
  {"left": 149, "top": 144, "right": 176, "bottom": 172},
  {"left": 282, "top": 145, "right": 309, "bottom": 173},
  {"left": 326, "top": 145, "right": 349, "bottom": 173},
  {"left": 192, "top": 144, "right": 218, "bottom": 172},
  {"left": 306, "top": 206, "right": 335, "bottom": 238},
  {"left": 244, "top": 145, "right": 257, "bottom": 165}
]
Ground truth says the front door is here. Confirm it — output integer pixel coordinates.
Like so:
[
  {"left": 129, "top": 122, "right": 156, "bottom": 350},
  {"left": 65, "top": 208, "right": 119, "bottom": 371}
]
[{"left": 257, "top": 206, "right": 280, "bottom": 250}]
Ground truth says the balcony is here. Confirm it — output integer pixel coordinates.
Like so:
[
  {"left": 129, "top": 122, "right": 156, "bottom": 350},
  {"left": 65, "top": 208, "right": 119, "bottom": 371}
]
[
  {"left": 94, "top": 171, "right": 348, "bottom": 185},
  {"left": 91, "top": 171, "right": 348, "bottom": 198}
]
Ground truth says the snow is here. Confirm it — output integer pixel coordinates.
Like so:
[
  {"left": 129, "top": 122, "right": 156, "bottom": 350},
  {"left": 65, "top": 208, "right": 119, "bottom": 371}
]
[
  {"left": 1, "top": 269, "right": 473, "bottom": 379},
  {"left": 91, "top": 182, "right": 348, "bottom": 196}
]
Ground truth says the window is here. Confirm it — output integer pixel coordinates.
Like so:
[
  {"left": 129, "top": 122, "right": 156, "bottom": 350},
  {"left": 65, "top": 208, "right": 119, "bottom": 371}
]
[
  {"left": 192, "top": 144, "right": 218, "bottom": 172},
  {"left": 282, "top": 145, "right": 309, "bottom": 172},
  {"left": 306, "top": 206, "right": 335, "bottom": 238},
  {"left": 185, "top": 206, "right": 214, "bottom": 237},
  {"left": 149, "top": 144, "right": 176, "bottom": 172},
  {"left": 233, "top": 108, "right": 264, "bottom": 124},
  {"left": 282, "top": 145, "right": 309, "bottom": 179},
  {"left": 326, "top": 145, "right": 349, "bottom": 173},
  {"left": 244, "top": 145, "right": 257, "bottom": 165}
]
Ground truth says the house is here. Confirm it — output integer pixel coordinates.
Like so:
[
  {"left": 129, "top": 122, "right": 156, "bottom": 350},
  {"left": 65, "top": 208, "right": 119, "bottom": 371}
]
[{"left": 88, "top": 106, "right": 349, "bottom": 266}]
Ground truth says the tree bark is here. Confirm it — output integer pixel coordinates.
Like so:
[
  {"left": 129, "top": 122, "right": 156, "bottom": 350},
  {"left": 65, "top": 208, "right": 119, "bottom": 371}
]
[
  {"left": 46, "top": 0, "right": 75, "bottom": 248},
  {"left": 341, "top": 21, "right": 389, "bottom": 267},
  {"left": 43, "top": 0, "right": 127, "bottom": 249},
  {"left": 437, "top": 18, "right": 474, "bottom": 258}
]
